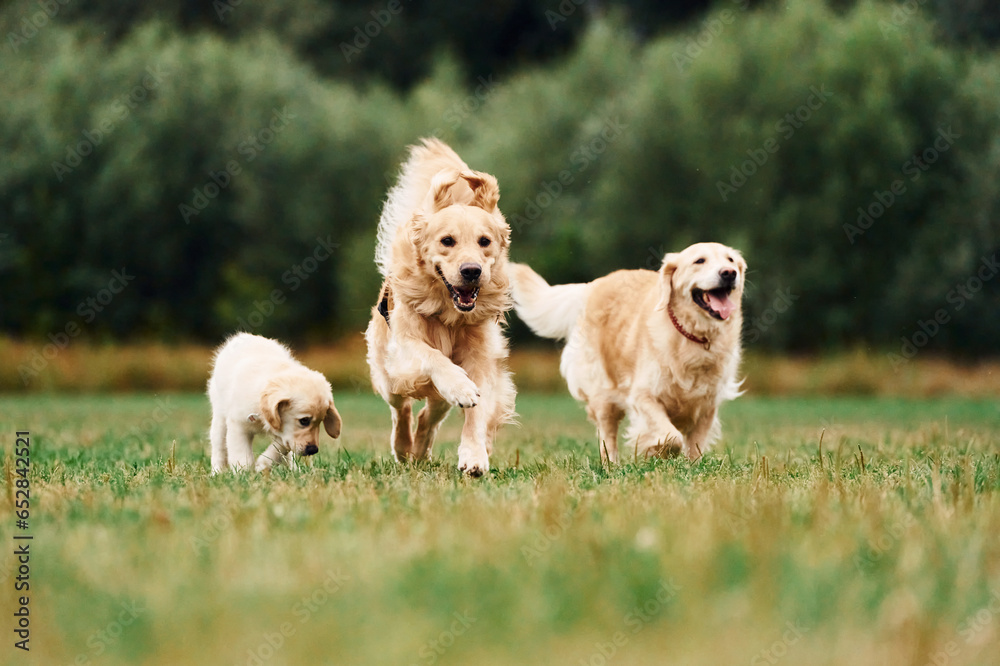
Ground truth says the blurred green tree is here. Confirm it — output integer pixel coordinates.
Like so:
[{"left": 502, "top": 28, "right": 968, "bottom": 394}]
[{"left": 0, "top": 0, "right": 997, "bottom": 355}]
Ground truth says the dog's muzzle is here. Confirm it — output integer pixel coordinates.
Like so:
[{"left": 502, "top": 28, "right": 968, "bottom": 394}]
[
  {"left": 692, "top": 275, "right": 738, "bottom": 321},
  {"left": 436, "top": 265, "right": 481, "bottom": 312}
]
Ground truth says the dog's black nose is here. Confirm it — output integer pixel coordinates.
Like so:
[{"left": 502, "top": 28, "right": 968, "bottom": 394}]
[
  {"left": 460, "top": 263, "right": 482, "bottom": 282},
  {"left": 304, "top": 444, "right": 319, "bottom": 456},
  {"left": 720, "top": 268, "right": 737, "bottom": 282}
]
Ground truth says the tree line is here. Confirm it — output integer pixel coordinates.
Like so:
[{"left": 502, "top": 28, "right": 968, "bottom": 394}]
[{"left": 0, "top": 0, "right": 998, "bottom": 355}]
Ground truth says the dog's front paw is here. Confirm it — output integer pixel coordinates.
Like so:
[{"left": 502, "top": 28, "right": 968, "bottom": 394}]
[
  {"left": 437, "top": 372, "right": 480, "bottom": 409},
  {"left": 457, "top": 445, "right": 490, "bottom": 478}
]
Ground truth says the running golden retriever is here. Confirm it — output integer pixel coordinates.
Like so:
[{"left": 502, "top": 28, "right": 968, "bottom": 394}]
[
  {"left": 365, "top": 138, "right": 515, "bottom": 476},
  {"left": 510, "top": 242, "right": 746, "bottom": 462}
]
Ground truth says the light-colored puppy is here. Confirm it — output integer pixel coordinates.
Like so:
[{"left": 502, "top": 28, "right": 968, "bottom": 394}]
[
  {"left": 365, "top": 138, "right": 515, "bottom": 476},
  {"left": 207, "top": 333, "right": 342, "bottom": 473},
  {"left": 510, "top": 242, "right": 746, "bottom": 462}
]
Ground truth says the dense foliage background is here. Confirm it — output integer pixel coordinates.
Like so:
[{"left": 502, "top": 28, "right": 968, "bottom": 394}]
[{"left": 1, "top": 0, "right": 998, "bottom": 354}]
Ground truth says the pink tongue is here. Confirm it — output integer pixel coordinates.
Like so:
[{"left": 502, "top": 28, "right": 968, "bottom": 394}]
[{"left": 705, "top": 291, "right": 735, "bottom": 320}]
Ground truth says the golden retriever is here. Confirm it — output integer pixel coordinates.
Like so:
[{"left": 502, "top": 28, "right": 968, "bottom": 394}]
[
  {"left": 510, "top": 242, "right": 746, "bottom": 462},
  {"left": 208, "top": 333, "right": 342, "bottom": 472},
  {"left": 365, "top": 138, "right": 515, "bottom": 476}
]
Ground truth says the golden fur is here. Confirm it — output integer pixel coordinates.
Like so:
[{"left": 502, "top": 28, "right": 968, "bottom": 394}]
[
  {"left": 510, "top": 242, "right": 746, "bottom": 462},
  {"left": 207, "top": 333, "right": 341, "bottom": 472},
  {"left": 365, "top": 138, "right": 515, "bottom": 476}
]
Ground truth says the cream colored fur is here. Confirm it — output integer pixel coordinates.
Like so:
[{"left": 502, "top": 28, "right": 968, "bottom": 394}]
[
  {"left": 366, "top": 138, "right": 515, "bottom": 476},
  {"left": 207, "top": 333, "right": 341, "bottom": 473},
  {"left": 511, "top": 242, "right": 746, "bottom": 462}
]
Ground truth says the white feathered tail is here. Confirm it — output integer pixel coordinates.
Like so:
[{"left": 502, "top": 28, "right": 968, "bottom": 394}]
[
  {"left": 375, "top": 138, "right": 470, "bottom": 277},
  {"left": 509, "top": 263, "right": 590, "bottom": 340}
]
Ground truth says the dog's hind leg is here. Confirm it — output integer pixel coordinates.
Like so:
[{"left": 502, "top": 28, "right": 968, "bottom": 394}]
[
  {"left": 590, "top": 401, "right": 624, "bottom": 464},
  {"left": 484, "top": 369, "right": 516, "bottom": 456},
  {"left": 389, "top": 394, "right": 416, "bottom": 462},
  {"left": 412, "top": 397, "right": 451, "bottom": 460},
  {"left": 210, "top": 413, "right": 228, "bottom": 473}
]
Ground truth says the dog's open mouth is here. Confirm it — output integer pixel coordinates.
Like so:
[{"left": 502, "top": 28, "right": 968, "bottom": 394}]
[
  {"left": 692, "top": 286, "right": 737, "bottom": 321},
  {"left": 436, "top": 266, "right": 480, "bottom": 312}
]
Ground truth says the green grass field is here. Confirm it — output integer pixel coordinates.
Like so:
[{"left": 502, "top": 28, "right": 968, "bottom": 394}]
[{"left": 2, "top": 392, "right": 999, "bottom": 666}]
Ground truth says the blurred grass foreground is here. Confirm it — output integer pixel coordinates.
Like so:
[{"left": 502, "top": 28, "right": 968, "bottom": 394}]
[{"left": 2, "top": 391, "right": 999, "bottom": 666}]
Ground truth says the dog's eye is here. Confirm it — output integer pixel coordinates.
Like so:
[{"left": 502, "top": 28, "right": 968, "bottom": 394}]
[
  {"left": 298, "top": 417, "right": 311, "bottom": 427},
  {"left": 441, "top": 236, "right": 455, "bottom": 247},
  {"left": 478, "top": 237, "right": 491, "bottom": 248},
  {"left": 727, "top": 256, "right": 734, "bottom": 263},
  {"left": 694, "top": 258, "right": 706, "bottom": 264}
]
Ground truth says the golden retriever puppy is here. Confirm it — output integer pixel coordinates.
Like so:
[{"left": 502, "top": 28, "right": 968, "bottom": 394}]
[
  {"left": 207, "top": 333, "right": 341, "bottom": 473},
  {"left": 510, "top": 242, "right": 746, "bottom": 462},
  {"left": 365, "top": 138, "right": 515, "bottom": 476}
]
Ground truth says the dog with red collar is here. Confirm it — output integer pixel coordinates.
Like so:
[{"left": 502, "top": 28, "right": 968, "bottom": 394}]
[{"left": 510, "top": 242, "right": 746, "bottom": 462}]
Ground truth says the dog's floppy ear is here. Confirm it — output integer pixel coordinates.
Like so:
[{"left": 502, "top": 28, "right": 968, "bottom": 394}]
[
  {"left": 461, "top": 171, "right": 500, "bottom": 213},
  {"left": 497, "top": 220, "right": 511, "bottom": 250},
  {"left": 407, "top": 212, "right": 429, "bottom": 249},
  {"left": 427, "top": 169, "right": 468, "bottom": 212},
  {"left": 486, "top": 213, "right": 511, "bottom": 252},
  {"left": 654, "top": 253, "right": 681, "bottom": 312},
  {"left": 260, "top": 382, "right": 289, "bottom": 431},
  {"left": 425, "top": 168, "right": 499, "bottom": 213},
  {"left": 323, "top": 401, "right": 342, "bottom": 439}
]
